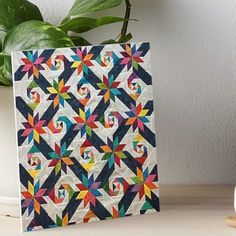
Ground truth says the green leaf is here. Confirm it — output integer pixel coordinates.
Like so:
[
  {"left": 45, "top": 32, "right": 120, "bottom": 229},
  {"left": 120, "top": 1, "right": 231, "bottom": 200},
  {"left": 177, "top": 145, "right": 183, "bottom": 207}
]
[
  {"left": 59, "top": 16, "right": 126, "bottom": 33},
  {"left": 0, "top": 71, "right": 12, "bottom": 86},
  {"left": 66, "top": 0, "right": 123, "bottom": 19},
  {"left": 0, "top": 55, "right": 12, "bottom": 86},
  {"left": 0, "top": 0, "right": 43, "bottom": 31},
  {"left": 0, "top": 74, "right": 11, "bottom": 86},
  {"left": 0, "top": 52, "right": 4, "bottom": 66},
  {"left": 0, "top": 31, "right": 6, "bottom": 52},
  {"left": 101, "top": 33, "right": 133, "bottom": 45},
  {"left": 70, "top": 36, "right": 91, "bottom": 46},
  {"left": 3, "top": 21, "right": 74, "bottom": 56},
  {"left": 2, "top": 21, "right": 74, "bottom": 84},
  {"left": 118, "top": 32, "right": 132, "bottom": 43},
  {"left": 100, "top": 39, "right": 117, "bottom": 45}
]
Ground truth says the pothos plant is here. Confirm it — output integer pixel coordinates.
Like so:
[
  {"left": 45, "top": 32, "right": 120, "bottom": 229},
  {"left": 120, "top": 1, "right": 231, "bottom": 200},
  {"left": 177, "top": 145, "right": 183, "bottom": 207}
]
[{"left": 0, "top": 0, "right": 133, "bottom": 86}]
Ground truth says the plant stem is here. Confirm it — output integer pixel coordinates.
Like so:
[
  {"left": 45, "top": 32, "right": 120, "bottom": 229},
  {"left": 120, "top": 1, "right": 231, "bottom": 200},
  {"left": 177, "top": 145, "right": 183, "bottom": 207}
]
[{"left": 118, "top": 0, "right": 131, "bottom": 41}]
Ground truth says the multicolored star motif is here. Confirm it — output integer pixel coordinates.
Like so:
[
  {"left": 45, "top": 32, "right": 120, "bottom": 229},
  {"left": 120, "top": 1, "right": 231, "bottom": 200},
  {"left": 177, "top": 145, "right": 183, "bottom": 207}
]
[
  {"left": 47, "top": 79, "right": 70, "bottom": 108},
  {"left": 71, "top": 48, "right": 94, "bottom": 75},
  {"left": 120, "top": 44, "right": 144, "bottom": 70},
  {"left": 21, "top": 113, "right": 46, "bottom": 143},
  {"left": 21, "top": 51, "right": 44, "bottom": 79},
  {"left": 100, "top": 137, "right": 126, "bottom": 168},
  {"left": 73, "top": 108, "right": 98, "bottom": 137},
  {"left": 48, "top": 143, "right": 73, "bottom": 174},
  {"left": 21, "top": 181, "right": 47, "bottom": 215},
  {"left": 125, "top": 103, "right": 149, "bottom": 131},
  {"left": 97, "top": 75, "right": 121, "bottom": 103},
  {"left": 131, "top": 167, "right": 158, "bottom": 200},
  {"left": 76, "top": 174, "right": 101, "bottom": 207}
]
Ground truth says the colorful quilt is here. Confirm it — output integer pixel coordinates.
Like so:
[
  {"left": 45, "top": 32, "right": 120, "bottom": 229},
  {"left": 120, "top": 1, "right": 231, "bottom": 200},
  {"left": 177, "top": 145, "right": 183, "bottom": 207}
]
[{"left": 12, "top": 42, "right": 159, "bottom": 232}]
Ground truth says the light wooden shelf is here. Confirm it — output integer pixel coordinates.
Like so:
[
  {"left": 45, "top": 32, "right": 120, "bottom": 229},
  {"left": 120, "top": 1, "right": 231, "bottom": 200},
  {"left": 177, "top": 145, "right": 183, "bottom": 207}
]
[{"left": 0, "top": 186, "right": 235, "bottom": 235}]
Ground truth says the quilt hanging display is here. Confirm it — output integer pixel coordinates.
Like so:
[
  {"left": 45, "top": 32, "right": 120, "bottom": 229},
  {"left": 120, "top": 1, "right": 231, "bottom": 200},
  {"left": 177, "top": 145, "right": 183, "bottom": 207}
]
[{"left": 12, "top": 42, "right": 159, "bottom": 232}]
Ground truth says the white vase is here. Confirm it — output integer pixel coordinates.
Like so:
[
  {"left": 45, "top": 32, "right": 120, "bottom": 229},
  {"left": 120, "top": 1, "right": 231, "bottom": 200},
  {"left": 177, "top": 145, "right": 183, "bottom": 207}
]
[{"left": 0, "top": 87, "right": 19, "bottom": 217}]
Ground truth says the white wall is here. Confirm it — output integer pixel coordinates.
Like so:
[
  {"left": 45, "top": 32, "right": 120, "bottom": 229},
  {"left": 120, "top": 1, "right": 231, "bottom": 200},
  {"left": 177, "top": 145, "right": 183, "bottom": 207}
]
[{"left": 0, "top": 0, "right": 236, "bottom": 198}]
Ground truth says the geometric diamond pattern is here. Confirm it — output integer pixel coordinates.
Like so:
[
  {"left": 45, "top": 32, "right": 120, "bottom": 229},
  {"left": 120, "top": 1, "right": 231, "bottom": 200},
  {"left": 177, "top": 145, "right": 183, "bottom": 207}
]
[{"left": 12, "top": 42, "right": 159, "bottom": 232}]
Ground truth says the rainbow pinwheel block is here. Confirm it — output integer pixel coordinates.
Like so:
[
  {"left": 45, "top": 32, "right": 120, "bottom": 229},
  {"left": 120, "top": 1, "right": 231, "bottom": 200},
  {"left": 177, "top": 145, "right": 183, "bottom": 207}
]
[{"left": 12, "top": 42, "right": 159, "bottom": 232}]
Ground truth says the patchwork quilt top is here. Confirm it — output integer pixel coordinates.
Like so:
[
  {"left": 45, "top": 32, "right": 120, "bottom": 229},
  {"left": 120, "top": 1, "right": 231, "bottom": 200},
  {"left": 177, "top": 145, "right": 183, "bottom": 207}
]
[{"left": 12, "top": 42, "right": 159, "bottom": 231}]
